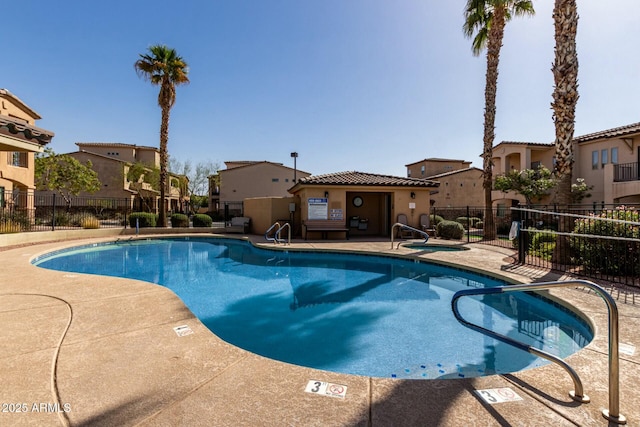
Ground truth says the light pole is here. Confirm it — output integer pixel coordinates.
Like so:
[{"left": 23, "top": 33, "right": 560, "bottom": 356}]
[{"left": 290, "top": 152, "right": 298, "bottom": 182}]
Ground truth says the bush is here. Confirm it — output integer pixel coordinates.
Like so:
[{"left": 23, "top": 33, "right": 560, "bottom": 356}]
[
  {"left": 129, "top": 212, "right": 157, "bottom": 228},
  {"left": 571, "top": 207, "right": 640, "bottom": 276},
  {"left": 475, "top": 221, "right": 483, "bottom": 229},
  {"left": 171, "top": 213, "right": 189, "bottom": 228},
  {"left": 81, "top": 216, "right": 101, "bottom": 229},
  {"left": 52, "top": 211, "right": 71, "bottom": 226},
  {"left": 430, "top": 214, "right": 444, "bottom": 226},
  {"left": 0, "top": 219, "right": 23, "bottom": 233},
  {"left": 193, "top": 213, "right": 213, "bottom": 227},
  {"left": 436, "top": 220, "right": 464, "bottom": 240},
  {"left": 529, "top": 230, "right": 556, "bottom": 261},
  {"left": 455, "top": 216, "right": 482, "bottom": 230}
]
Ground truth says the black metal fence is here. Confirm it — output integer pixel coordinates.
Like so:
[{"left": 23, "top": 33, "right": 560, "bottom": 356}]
[
  {"left": 514, "top": 205, "right": 640, "bottom": 288},
  {"left": 0, "top": 192, "right": 132, "bottom": 232},
  {"left": 429, "top": 204, "right": 640, "bottom": 288}
]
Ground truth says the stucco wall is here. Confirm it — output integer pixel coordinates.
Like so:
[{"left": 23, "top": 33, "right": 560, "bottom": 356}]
[{"left": 244, "top": 196, "right": 298, "bottom": 235}]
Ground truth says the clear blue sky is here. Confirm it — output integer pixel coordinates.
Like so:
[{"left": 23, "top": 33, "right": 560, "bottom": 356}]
[{"left": 5, "top": 1, "right": 640, "bottom": 177}]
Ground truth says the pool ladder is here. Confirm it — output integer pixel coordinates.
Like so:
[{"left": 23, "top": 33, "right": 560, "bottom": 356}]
[
  {"left": 451, "top": 279, "right": 626, "bottom": 424},
  {"left": 390, "top": 222, "right": 429, "bottom": 249},
  {"left": 265, "top": 222, "right": 291, "bottom": 245}
]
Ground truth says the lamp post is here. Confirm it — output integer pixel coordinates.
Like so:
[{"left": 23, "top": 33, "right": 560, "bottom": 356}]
[{"left": 290, "top": 152, "right": 298, "bottom": 182}]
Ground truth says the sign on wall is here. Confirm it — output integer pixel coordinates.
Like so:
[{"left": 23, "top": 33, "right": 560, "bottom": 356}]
[{"left": 308, "top": 198, "right": 328, "bottom": 220}]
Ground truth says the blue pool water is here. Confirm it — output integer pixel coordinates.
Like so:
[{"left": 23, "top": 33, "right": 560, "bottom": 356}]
[{"left": 33, "top": 237, "right": 593, "bottom": 379}]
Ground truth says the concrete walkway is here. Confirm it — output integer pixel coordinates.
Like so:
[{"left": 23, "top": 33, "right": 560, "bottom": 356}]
[{"left": 0, "top": 233, "right": 638, "bottom": 426}]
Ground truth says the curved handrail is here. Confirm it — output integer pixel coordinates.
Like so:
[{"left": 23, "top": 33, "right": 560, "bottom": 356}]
[
  {"left": 390, "top": 222, "right": 429, "bottom": 249},
  {"left": 275, "top": 222, "right": 291, "bottom": 245},
  {"left": 265, "top": 222, "right": 281, "bottom": 244},
  {"left": 451, "top": 280, "right": 626, "bottom": 424}
]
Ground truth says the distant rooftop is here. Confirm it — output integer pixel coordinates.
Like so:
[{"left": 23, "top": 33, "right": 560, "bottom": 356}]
[
  {"left": 405, "top": 158, "right": 471, "bottom": 167},
  {"left": 574, "top": 122, "right": 640, "bottom": 143},
  {"left": 76, "top": 142, "right": 158, "bottom": 151},
  {"left": 295, "top": 171, "right": 439, "bottom": 187}
]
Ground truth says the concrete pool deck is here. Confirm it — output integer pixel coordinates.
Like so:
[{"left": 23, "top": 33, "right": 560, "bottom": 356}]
[{"left": 1, "top": 233, "right": 639, "bottom": 426}]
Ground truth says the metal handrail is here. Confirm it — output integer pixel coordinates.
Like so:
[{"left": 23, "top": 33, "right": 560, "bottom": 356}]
[
  {"left": 451, "top": 279, "right": 626, "bottom": 425},
  {"left": 390, "top": 222, "right": 429, "bottom": 249},
  {"left": 264, "top": 222, "right": 281, "bottom": 244},
  {"left": 275, "top": 222, "right": 291, "bottom": 245}
]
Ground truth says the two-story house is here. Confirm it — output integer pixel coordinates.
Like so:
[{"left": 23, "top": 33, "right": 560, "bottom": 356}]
[
  {"left": 209, "top": 160, "right": 311, "bottom": 215},
  {"left": 491, "top": 122, "right": 640, "bottom": 208},
  {"left": 0, "top": 89, "right": 54, "bottom": 220},
  {"left": 66, "top": 142, "right": 188, "bottom": 213},
  {"left": 405, "top": 158, "right": 483, "bottom": 207}
]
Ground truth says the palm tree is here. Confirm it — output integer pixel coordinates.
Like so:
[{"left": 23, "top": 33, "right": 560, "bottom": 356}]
[
  {"left": 463, "top": 0, "right": 534, "bottom": 240},
  {"left": 135, "top": 45, "right": 189, "bottom": 227},
  {"left": 551, "top": 0, "right": 579, "bottom": 264}
]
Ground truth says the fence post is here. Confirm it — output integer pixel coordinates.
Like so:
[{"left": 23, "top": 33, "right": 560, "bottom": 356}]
[
  {"left": 224, "top": 203, "right": 230, "bottom": 225},
  {"left": 51, "top": 193, "right": 56, "bottom": 231},
  {"left": 467, "top": 205, "right": 470, "bottom": 243},
  {"left": 518, "top": 208, "right": 525, "bottom": 264}
]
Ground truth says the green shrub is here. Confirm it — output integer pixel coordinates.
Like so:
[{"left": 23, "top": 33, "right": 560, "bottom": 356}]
[
  {"left": 430, "top": 214, "right": 444, "bottom": 226},
  {"left": 455, "top": 217, "right": 482, "bottom": 230},
  {"left": 436, "top": 220, "right": 464, "bottom": 240},
  {"left": 129, "top": 212, "right": 157, "bottom": 228},
  {"left": 171, "top": 213, "right": 189, "bottom": 228},
  {"left": 193, "top": 213, "right": 213, "bottom": 227},
  {"left": 529, "top": 230, "right": 556, "bottom": 261},
  {"left": 571, "top": 207, "right": 640, "bottom": 276},
  {"left": 53, "top": 211, "right": 71, "bottom": 226},
  {"left": 475, "top": 221, "right": 483, "bottom": 229}
]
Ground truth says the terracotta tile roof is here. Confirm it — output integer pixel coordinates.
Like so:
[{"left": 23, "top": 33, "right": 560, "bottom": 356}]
[
  {"left": 297, "top": 171, "right": 439, "bottom": 187},
  {"left": 405, "top": 157, "right": 471, "bottom": 167},
  {"left": 426, "top": 167, "right": 483, "bottom": 179},
  {"left": 0, "top": 114, "right": 54, "bottom": 145},
  {"left": 76, "top": 142, "right": 159, "bottom": 151},
  {"left": 493, "top": 141, "right": 554, "bottom": 148},
  {"left": 574, "top": 122, "right": 640, "bottom": 143}
]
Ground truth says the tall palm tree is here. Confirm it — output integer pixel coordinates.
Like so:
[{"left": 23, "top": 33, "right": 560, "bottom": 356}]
[
  {"left": 551, "top": 0, "right": 579, "bottom": 264},
  {"left": 463, "top": 0, "right": 534, "bottom": 240},
  {"left": 135, "top": 45, "right": 189, "bottom": 227}
]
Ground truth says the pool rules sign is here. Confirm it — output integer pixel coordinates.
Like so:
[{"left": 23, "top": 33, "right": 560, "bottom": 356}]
[{"left": 305, "top": 380, "right": 347, "bottom": 399}]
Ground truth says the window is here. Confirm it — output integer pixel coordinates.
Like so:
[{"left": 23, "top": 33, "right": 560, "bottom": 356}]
[
  {"left": 8, "top": 152, "right": 27, "bottom": 168},
  {"left": 601, "top": 149, "right": 608, "bottom": 167},
  {"left": 612, "top": 147, "right": 618, "bottom": 164},
  {"left": 531, "top": 161, "right": 541, "bottom": 170},
  {"left": 271, "top": 178, "right": 279, "bottom": 182},
  {"left": 592, "top": 151, "right": 599, "bottom": 170},
  {"left": 407, "top": 169, "right": 411, "bottom": 177},
  {"left": 420, "top": 165, "right": 425, "bottom": 176}
]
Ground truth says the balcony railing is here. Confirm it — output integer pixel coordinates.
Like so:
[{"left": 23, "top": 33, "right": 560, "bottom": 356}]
[{"left": 613, "top": 161, "right": 639, "bottom": 182}]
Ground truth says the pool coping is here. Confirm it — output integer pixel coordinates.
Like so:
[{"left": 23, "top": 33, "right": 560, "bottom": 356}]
[{"left": 1, "top": 233, "right": 638, "bottom": 426}]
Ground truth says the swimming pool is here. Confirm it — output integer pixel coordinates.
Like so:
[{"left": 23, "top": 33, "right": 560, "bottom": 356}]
[{"left": 33, "top": 237, "right": 593, "bottom": 379}]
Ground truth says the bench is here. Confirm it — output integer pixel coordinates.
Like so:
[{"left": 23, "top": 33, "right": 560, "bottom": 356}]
[{"left": 303, "top": 220, "right": 349, "bottom": 240}]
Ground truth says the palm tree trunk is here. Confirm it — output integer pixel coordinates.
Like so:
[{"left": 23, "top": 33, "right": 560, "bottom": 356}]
[
  {"left": 481, "top": 7, "right": 506, "bottom": 241},
  {"left": 551, "top": 0, "right": 579, "bottom": 264},
  {"left": 158, "top": 105, "right": 170, "bottom": 227}
]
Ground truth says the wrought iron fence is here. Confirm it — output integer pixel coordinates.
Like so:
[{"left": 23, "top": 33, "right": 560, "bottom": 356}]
[
  {"left": 430, "top": 204, "right": 640, "bottom": 287},
  {"left": 514, "top": 205, "right": 640, "bottom": 288},
  {"left": 0, "top": 192, "right": 132, "bottom": 232}
]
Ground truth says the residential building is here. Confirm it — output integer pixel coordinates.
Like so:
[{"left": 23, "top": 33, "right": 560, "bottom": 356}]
[
  {"left": 64, "top": 142, "right": 187, "bottom": 213},
  {"left": 404, "top": 157, "right": 482, "bottom": 207},
  {"left": 406, "top": 158, "right": 472, "bottom": 179},
  {"left": 0, "top": 89, "right": 54, "bottom": 219},
  {"left": 491, "top": 122, "right": 640, "bottom": 207},
  {"left": 210, "top": 160, "right": 311, "bottom": 214},
  {"left": 426, "top": 167, "right": 484, "bottom": 207}
]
